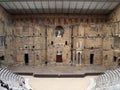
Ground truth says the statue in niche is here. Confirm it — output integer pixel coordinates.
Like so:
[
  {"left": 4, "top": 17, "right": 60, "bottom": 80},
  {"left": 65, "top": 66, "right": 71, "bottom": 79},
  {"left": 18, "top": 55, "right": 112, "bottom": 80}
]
[
  {"left": 55, "top": 25, "right": 64, "bottom": 37},
  {"left": 57, "top": 30, "right": 61, "bottom": 37}
]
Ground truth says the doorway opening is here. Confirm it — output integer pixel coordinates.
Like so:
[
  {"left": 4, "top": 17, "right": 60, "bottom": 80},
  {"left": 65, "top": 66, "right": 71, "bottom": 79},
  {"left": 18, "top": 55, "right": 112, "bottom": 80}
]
[
  {"left": 56, "top": 55, "right": 62, "bottom": 62},
  {"left": 90, "top": 54, "right": 94, "bottom": 64},
  {"left": 56, "top": 51, "right": 62, "bottom": 63},
  {"left": 24, "top": 54, "right": 29, "bottom": 65},
  {"left": 78, "top": 52, "right": 80, "bottom": 64}
]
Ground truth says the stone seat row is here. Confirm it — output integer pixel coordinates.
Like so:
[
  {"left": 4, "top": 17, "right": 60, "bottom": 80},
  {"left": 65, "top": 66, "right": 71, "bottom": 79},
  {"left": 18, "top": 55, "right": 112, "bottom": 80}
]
[
  {"left": 0, "top": 68, "right": 32, "bottom": 90},
  {"left": 91, "top": 67, "right": 120, "bottom": 90},
  {"left": 96, "top": 68, "right": 120, "bottom": 86}
]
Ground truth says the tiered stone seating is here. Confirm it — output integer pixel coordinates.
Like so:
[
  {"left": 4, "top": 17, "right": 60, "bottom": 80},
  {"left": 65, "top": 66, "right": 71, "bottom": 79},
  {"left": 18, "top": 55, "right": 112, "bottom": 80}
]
[
  {"left": 0, "top": 68, "right": 32, "bottom": 90},
  {"left": 0, "top": 86, "right": 7, "bottom": 90},
  {"left": 87, "top": 67, "right": 120, "bottom": 90}
]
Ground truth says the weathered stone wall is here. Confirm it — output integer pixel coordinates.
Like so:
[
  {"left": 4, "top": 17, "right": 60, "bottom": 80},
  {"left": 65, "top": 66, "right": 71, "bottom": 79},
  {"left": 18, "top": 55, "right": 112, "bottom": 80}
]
[
  {"left": 6, "top": 18, "right": 114, "bottom": 66},
  {"left": 12, "top": 20, "right": 46, "bottom": 65},
  {"left": 0, "top": 6, "right": 12, "bottom": 65},
  {"left": 1, "top": 5, "right": 120, "bottom": 67},
  {"left": 72, "top": 23, "right": 113, "bottom": 65},
  {"left": 109, "top": 5, "right": 120, "bottom": 22},
  {"left": 47, "top": 26, "right": 71, "bottom": 64},
  {"left": 0, "top": 6, "right": 9, "bottom": 22},
  {"left": 109, "top": 4, "right": 120, "bottom": 67}
]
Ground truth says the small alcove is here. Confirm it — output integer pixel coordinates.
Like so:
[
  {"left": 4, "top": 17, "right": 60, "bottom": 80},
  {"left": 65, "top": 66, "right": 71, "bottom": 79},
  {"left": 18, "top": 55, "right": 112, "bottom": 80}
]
[{"left": 55, "top": 25, "right": 64, "bottom": 37}]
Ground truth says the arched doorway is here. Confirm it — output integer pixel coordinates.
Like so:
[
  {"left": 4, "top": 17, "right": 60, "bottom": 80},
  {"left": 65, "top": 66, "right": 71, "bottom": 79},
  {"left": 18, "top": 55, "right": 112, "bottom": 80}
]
[{"left": 76, "top": 51, "right": 82, "bottom": 65}]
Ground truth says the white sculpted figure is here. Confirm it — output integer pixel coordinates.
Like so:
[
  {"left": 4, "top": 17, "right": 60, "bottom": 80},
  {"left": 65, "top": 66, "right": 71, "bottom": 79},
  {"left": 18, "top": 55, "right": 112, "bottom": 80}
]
[{"left": 57, "top": 30, "right": 61, "bottom": 37}]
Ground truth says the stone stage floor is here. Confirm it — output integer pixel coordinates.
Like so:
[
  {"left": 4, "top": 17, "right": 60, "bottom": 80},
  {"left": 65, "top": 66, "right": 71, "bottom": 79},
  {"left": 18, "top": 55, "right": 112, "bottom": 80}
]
[{"left": 8, "top": 64, "right": 110, "bottom": 77}]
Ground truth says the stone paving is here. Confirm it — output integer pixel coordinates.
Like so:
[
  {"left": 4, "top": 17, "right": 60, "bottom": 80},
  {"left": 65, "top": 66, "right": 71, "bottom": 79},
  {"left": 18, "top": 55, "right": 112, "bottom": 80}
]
[
  {"left": 8, "top": 64, "right": 108, "bottom": 75},
  {"left": 23, "top": 76, "right": 96, "bottom": 90}
]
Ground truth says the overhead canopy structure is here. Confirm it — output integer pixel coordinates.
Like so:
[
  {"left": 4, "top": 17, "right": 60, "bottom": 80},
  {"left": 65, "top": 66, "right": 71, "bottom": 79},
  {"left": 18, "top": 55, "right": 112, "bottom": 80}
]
[{"left": 0, "top": 0, "right": 120, "bottom": 14}]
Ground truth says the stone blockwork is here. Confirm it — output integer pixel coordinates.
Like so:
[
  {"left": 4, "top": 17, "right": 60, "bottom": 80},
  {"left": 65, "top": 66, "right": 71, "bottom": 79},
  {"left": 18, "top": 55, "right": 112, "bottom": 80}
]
[
  {"left": 0, "top": 6, "right": 11, "bottom": 65},
  {"left": 0, "top": 5, "right": 120, "bottom": 67},
  {"left": 13, "top": 21, "right": 46, "bottom": 65},
  {"left": 72, "top": 23, "right": 113, "bottom": 66},
  {"left": 109, "top": 5, "right": 120, "bottom": 22},
  {"left": 109, "top": 5, "right": 120, "bottom": 67},
  {"left": 47, "top": 26, "right": 71, "bottom": 64}
]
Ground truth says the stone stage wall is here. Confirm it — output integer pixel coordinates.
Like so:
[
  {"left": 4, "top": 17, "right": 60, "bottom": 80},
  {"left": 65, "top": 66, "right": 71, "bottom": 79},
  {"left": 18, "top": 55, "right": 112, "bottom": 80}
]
[{"left": 0, "top": 4, "right": 120, "bottom": 67}]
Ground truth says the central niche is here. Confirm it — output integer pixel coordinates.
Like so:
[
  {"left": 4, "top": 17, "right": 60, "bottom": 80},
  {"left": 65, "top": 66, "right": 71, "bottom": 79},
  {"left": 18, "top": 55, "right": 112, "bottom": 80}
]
[{"left": 55, "top": 25, "right": 64, "bottom": 37}]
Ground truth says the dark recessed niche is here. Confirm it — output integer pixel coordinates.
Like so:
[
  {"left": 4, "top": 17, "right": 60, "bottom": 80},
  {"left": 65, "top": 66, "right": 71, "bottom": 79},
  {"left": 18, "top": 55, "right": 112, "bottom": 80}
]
[
  {"left": 55, "top": 26, "right": 64, "bottom": 30},
  {"left": 51, "top": 41, "right": 53, "bottom": 45},
  {"left": 25, "top": 46, "right": 27, "bottom": 49},
  {"left": 40, "top": 33, "right": 41, "bottom": 35},
  {"left": 55, "top": 25, "right": 64, "bottom": 37},
  {"left": 0, "top": 56, "right": 4, "bottom": 60},
  {"left": 33, "top": 46, "right": 35, "bottom": 48},
  {"left": 113, "top": 56, "right": 117, "bottom": 62},
  {"left": 65, "top": 41, "right": 67, "bottom": 45},
  {"left": 33, "top": 33, "right": 35, "bottom": 35},
  {"left": 91, "top": 47, "right": 93, "bottom": 50},
  {"left": 98, "top": 34, "right": 100, "bottom": 36}
]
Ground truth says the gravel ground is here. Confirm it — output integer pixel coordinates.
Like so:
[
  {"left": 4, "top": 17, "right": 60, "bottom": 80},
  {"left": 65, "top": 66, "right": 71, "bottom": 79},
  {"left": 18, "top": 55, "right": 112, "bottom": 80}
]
[{"left": 23, "top": 76, "right": 96, "bottom": 90}]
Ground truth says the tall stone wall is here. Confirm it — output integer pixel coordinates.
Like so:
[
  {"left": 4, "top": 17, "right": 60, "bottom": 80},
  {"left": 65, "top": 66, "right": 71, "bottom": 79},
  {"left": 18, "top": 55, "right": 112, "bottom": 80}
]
[
  {"left": 0, "top": 6, "right": 12, "bottom": 65},
  {"left": 7, "top": 16, "right": 114, "bottom": 66},
  {"left": 47, "top": 26, "right": 71, "bottom": 64},
  {"left": 12, "top": 20, "right": 46, "bottom": 65},
  {"left": 109, "top": 4, "right": 120, "bottom": 67},
  {"left": 0, "top": 5, "right": 120, "bottom": 67},
  {"left": 72, "top": 23, "right": 113, "bottom": 66},
  {"left": 109, "top": 5, "right": 120, "bottom": 22},
  {"left": 8, "top": 14, "right": 108, "bottom": 66}
]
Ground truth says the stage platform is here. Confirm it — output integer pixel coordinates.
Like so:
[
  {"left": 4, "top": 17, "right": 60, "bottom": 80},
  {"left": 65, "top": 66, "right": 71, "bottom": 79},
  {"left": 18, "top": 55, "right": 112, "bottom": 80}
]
[{"left": 8, "top": 64, "right": 109, "bottom": 78}]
